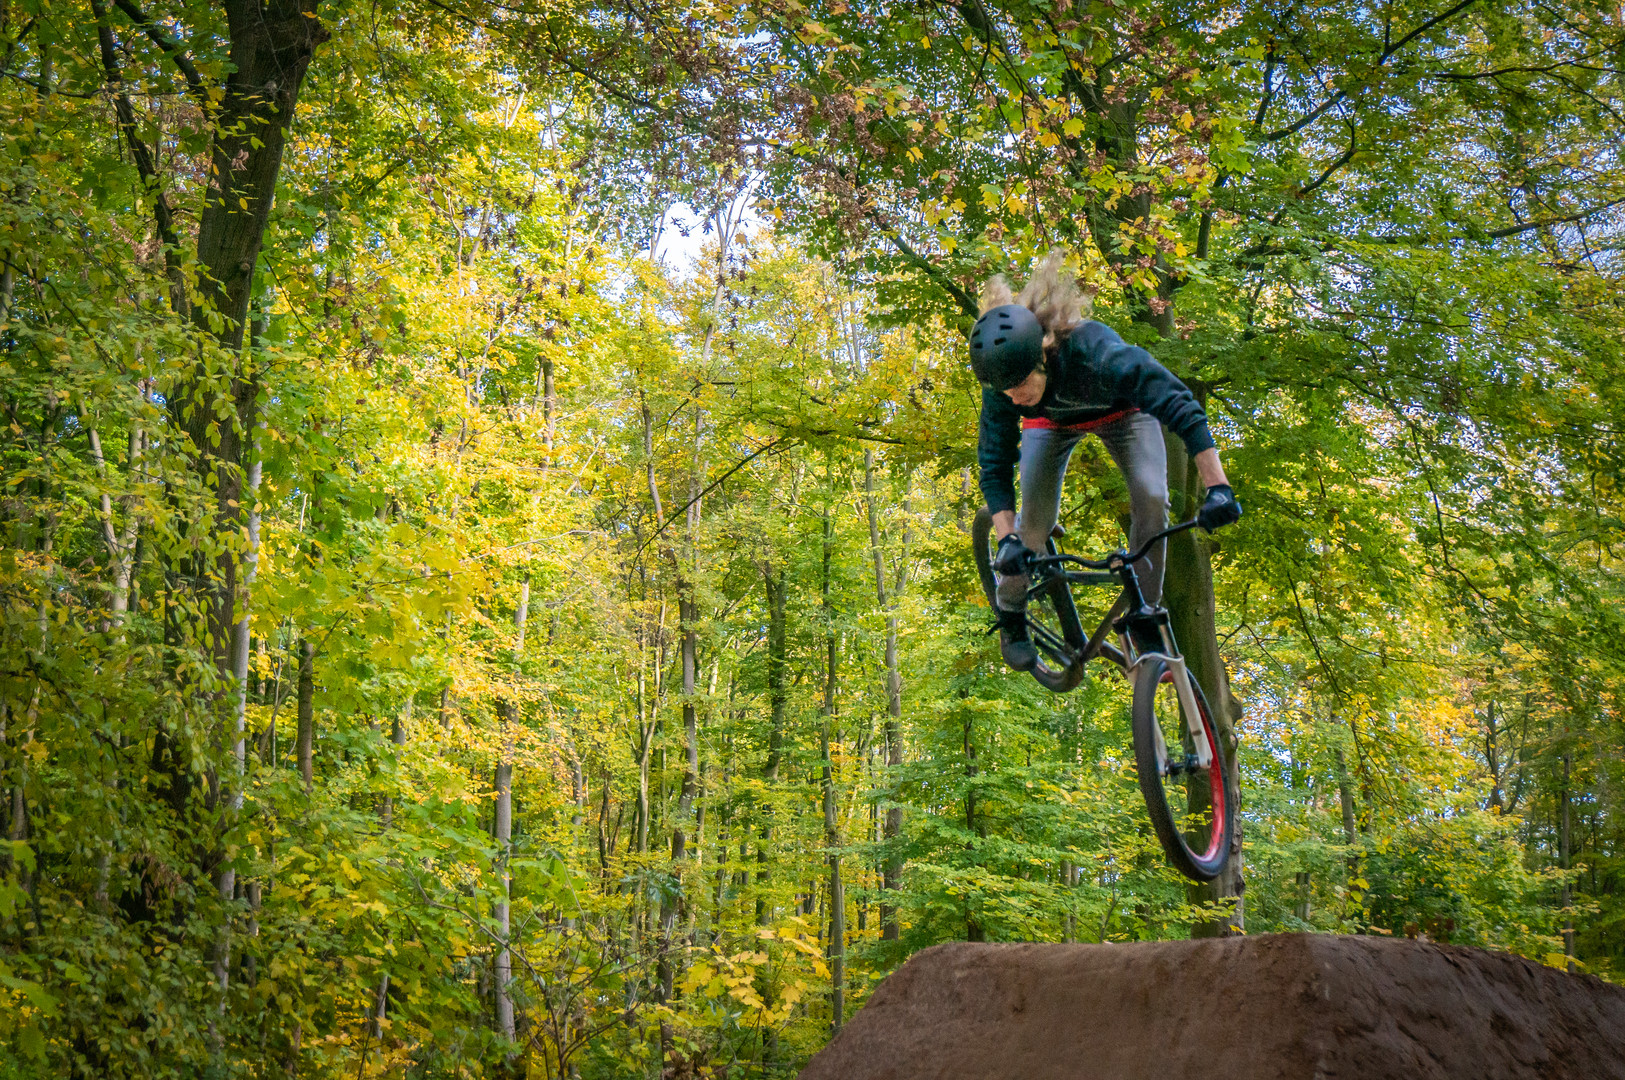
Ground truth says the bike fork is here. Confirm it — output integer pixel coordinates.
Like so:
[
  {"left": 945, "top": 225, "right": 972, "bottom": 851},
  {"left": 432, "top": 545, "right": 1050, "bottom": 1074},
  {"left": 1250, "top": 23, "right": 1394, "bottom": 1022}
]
[
  {"left": 1137, "top": 646, "right": 1213, "bottom": 771},
  {"left": 1167, "top": 656, "right": 1212, "bottom": 768}
]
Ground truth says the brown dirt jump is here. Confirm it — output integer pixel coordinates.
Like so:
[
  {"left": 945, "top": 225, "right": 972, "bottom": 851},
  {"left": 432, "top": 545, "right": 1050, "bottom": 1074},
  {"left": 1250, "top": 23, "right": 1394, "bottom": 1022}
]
[{"left": 799, "top": 934, "right": 1625, "bottom": 1080}]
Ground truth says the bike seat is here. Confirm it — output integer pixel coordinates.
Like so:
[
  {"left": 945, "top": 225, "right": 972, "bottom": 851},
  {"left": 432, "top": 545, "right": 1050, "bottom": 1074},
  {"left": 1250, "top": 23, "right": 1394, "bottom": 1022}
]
[{"left": 1050, "top": 523, "right": 1067, "bottom": 539}]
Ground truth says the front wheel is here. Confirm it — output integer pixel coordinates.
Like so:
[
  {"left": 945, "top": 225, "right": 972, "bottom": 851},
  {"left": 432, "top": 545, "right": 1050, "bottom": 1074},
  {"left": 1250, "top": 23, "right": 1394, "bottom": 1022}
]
[{"left": 1131, "top": 657, "right": 1234, "bottom": 881}]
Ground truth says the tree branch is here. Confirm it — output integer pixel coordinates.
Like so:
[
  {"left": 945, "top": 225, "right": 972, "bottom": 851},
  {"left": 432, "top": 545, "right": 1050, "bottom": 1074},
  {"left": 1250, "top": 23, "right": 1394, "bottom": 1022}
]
[
  {"left": 635, "top": 438, "right": 792, "bottom": 557},
  {"left": 883, "top": 229, "right": 979, "bottom": 317},
  {"left": 1364, "top": 196, "right": 1625, "bottom": 244},
  {"left": 89, "top": 0, "right": 188, "bottom": 317},
  {"left": 1298, "top": 121, "right": 1358, "bottom": 196},
  {"left": 1264, "top": 0, "right": 1480, "bottom": 142},
  {"left": 110, "top": 0, "right": 209, "bottom": 111}
]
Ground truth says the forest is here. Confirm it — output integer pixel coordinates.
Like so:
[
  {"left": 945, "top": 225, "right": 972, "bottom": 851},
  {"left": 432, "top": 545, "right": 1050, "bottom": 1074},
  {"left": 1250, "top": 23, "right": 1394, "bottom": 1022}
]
[{"left": 1, "top": 0, "right": 1622, "bottom": 1073}]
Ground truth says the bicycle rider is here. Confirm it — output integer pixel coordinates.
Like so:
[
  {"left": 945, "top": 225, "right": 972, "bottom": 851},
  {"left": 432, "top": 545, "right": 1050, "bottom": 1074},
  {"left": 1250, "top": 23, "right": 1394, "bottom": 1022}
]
[{"left": 971, "top": 253, "right": 1242, "bottom": 672}]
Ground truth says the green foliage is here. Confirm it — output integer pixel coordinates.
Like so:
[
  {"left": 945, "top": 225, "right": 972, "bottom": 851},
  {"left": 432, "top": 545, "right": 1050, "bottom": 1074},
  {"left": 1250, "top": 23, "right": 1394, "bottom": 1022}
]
[{"left": 2, "top": 0, "right": 1623, "bottom": 1075}]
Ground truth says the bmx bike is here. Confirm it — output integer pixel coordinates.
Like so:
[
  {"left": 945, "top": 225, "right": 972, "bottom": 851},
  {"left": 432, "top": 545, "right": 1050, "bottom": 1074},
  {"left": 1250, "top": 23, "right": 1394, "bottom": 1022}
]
[{"left": 972, "top": 509, "right": 1235, "bottom": 881}]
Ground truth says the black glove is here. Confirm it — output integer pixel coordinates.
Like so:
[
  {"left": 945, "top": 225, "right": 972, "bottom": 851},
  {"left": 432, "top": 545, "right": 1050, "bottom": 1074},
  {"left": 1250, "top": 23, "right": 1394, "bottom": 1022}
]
[
  {"left": 992, "top": 532, "right": 1034, "bottom": 575},
  {"left": 1198, "top": 484, "right": 1242, "bottom": 533}
]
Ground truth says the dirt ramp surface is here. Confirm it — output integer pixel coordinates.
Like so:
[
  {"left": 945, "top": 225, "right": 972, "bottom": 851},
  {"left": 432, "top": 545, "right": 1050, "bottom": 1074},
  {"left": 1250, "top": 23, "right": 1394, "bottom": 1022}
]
[{"left": 799, "top": 934, "right": 1625, "bottom": 1080}]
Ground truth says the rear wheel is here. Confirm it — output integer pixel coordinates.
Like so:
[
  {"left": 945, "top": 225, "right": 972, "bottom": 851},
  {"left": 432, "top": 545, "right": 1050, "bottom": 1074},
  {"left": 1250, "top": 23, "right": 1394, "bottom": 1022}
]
[
  {"left": 1131, "top": 657, "right": 1233, "bottom": 881},
  {"left": 972, "top": 508, "right": 1087, "bottom": 692}
]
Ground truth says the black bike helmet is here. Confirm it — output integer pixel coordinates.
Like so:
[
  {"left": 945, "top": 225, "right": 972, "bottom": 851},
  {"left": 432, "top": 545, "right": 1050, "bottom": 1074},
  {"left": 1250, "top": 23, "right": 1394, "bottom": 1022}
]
[{"left": 968, "top": 304, "right": 1044, "bottom": 391}]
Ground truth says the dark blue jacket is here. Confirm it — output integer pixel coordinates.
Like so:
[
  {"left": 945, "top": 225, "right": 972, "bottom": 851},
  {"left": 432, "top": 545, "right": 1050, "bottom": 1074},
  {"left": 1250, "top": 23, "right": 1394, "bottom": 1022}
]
[{"left": 977, "top": 321, "right": 1215, "bottom": 515}]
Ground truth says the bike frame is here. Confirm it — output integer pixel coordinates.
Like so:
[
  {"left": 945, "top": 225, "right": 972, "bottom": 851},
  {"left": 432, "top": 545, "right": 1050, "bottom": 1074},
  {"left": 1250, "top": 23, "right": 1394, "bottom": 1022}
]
[{"left": 1025, "top": 520, "right": 1211, "bottom": 768}]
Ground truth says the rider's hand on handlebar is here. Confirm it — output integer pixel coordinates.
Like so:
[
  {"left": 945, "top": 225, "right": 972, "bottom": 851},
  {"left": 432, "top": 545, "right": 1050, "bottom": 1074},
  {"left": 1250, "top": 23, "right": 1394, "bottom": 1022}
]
[
  {"left": 1198, "top": 485, "right": 1242, "bottom": 533},
  {"left": 993, "top": 532, "right": 1035, "bottom": 575}
]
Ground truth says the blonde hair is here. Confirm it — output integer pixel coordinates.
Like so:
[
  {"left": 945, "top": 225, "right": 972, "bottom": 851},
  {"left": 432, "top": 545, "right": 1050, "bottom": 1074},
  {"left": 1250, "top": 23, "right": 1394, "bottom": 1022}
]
[{"left": 978, "top": 250, "right": 1092, "bottom": 352}]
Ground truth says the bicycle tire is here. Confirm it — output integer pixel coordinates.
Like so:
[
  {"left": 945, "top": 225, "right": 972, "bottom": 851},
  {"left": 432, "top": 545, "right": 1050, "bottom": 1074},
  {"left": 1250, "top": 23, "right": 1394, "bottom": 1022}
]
[
  {"left": 1131, "top": 656, "right": 1234, "bottom": 881},
  {"left": 972, "top": 509, "right": 1088, "bottom": 692}
]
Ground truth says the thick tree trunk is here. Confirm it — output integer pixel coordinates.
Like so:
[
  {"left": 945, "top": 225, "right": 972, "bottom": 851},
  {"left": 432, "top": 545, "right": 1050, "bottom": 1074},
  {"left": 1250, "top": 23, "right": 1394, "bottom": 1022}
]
[
  {"left": 1162, "top": 425, "right": 1245, "bottom": 936},
  {"left": 679, "top": 607, "right": 698, "bottom": 838},
  {"left": 91, "top": 12, "right": 328, "bottom": 1036},
  {"left": 381, "top": 698, "right": 410, "bottom": 828},
  {"left": 97, "top": 0, "right": 327, "bottom": 698}
]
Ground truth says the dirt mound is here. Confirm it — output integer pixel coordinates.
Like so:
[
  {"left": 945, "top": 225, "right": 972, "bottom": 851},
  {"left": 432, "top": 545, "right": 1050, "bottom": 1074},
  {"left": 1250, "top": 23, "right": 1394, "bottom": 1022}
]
[{"left": 800, "top": 934, "right": 1625, "bottom": 1080}]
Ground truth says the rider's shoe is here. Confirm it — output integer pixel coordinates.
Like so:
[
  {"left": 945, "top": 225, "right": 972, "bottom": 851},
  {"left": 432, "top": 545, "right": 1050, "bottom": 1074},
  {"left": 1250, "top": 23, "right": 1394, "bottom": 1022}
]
[{"left": 997, "top": 608, "right": 1038, "bottom": 672}]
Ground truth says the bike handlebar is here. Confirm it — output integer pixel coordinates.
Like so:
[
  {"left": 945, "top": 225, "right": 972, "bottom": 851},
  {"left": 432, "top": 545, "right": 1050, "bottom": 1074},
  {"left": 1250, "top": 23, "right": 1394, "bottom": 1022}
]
[{"left": 1028, "top": 518, "right": 1201, "bottom": 572}]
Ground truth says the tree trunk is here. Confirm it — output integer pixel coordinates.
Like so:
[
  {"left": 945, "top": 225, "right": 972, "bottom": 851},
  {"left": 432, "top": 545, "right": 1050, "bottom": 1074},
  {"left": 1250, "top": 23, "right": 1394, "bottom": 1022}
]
[
  {"left": 757, "top": 561, "right": 788, "bottom": 925},
  {"left": 1559, "top": 748, "right": 1574, "bottom": 973},
  {"left": 863, "top": 450, "right": 908, "bottom": 940},
  {"left": 493, "top": 577, "right": 529, "bottom": 1050},
  {"left": 1334, "top": 746, "right": 1359, "bottom": 848},
  {"left": 1334, "top": 743, "right": 1361, "bottom": 919},
  {"left": 765, "top": 564, "right": 788, "bottom": 780},
  {"left": 1162, "top": 423, "right": 1245, "bottom": 936},
  {"left": 296, "top": 640, "right": 315, "bottom": 794},
  {"left": 94, "top": 0, "right": 328, "bottom": 814},
  {"left": 820, "top": 506, "right": 844, "bottom": 1032},
  {"left": 1484, "top": 700, "right": 1504, "bottom": 811},
  {"left": 541, "top": 357, "right": 556, "bottom": 464},
  {"left": 492, "top": 740, "right": 515, "bottom": 1045},
  {"left": 213, "top": 454, "right": 260, "bottom": 1012},
  {"left": 636, "top": 662, "right": 652, "bottom": 856},
  {"left": 84, "top": 9, "right": 329, "bottom": 1041},
  {"left": 962, "top": 701, "right": 984, "bottom": 942}
]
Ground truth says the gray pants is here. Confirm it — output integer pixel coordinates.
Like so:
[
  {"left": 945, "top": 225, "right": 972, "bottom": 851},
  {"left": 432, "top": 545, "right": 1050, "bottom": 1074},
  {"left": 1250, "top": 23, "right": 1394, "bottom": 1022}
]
[{"left": 996, "top": 410, "right": 1171, "bottom": 612}]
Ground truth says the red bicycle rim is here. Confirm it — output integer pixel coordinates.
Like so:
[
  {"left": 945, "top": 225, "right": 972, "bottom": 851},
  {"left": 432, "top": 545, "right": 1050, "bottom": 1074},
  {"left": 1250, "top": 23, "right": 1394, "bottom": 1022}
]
[
  {"left": 1195, "top": 699, "right": 1226, "bottom": 864},
  {"left": 1162, "top": 670, "right": 1227, "bottom": 865}
]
